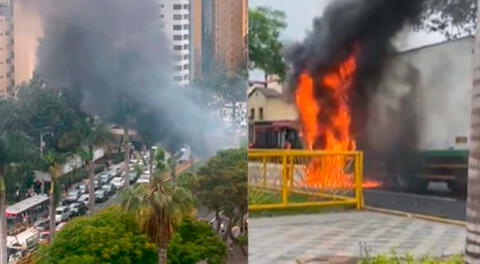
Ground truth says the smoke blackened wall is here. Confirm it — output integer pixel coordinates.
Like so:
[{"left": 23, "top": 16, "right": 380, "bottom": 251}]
[{"left": 23, "top": 0, "right": 227, "bottom": 155}]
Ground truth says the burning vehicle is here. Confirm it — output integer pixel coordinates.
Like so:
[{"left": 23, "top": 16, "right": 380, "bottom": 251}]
[{"left": 250, "top": 0, "right": 472, "bottom": 194}]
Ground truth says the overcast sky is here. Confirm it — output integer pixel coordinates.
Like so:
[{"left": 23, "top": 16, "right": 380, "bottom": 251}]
[{"left": 249, "top": 0, "right": 447, "bottom": 81}]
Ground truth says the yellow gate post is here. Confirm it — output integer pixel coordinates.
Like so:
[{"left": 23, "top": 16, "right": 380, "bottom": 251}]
[{"left": 281, "top": 154, "right": 288, "bottom": 205}]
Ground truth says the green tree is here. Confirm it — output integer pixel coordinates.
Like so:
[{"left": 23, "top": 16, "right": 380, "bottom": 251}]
[
  {"left": 44, "top": 152, "right": 65, "bottom": 240},
  {"left": 197, "top": 68, "right": 247, "bottom": 126},
  {"left": 34, "top": 206, "right": 157, "bottom": 264},
  {"left": 0, "top": 132, "right": 37, "bottom": 264},
  {"left": 78, "top": 119, "right": 114, "bottom": 215},
  {"left": 168, "top": 218, "right": 227, "bottom": 264},
  {"left": 121, "top": 173, "right": 194, "bottom": 264},
  {"left": 417, "top": 0, "right": 475, "bottom": 39},
  {"left": 194, "top": 148, "right": 248, "bottom": 255},
  {"left": 249, "top": 7, "right": 287, "bottom": 81}
]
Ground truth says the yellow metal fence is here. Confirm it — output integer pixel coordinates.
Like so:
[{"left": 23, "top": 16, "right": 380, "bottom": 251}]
[{"left": 248, "top": 149, "right": 364, "bottom": 211}]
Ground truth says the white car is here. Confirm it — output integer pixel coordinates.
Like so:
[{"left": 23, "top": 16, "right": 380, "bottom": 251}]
[
  {"left": 77, "top": 194, "right": 89, "bottom": 206},
  {"left": 55, "top": 206, "right": 71, "bottom": 223},
  {"left": 110, "top": 177, "right": 125, "bottom": 189}
]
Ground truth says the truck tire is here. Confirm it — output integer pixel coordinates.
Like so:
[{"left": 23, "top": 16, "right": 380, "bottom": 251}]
[
  {"left": 389, "top": 157, "right": 428, "bottom": 193},
  {"left": 447, "top": 177, "right": 467, "bottom": 197}
]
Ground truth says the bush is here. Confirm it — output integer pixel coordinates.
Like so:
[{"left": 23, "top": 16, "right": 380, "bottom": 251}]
[{"left": 358, "top": 252, "right": 463, "bottom": 264}]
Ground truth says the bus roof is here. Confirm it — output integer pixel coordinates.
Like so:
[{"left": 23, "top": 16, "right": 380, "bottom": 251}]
[{"left": 6, "top": 195, "right": 49, "bottom": 215}]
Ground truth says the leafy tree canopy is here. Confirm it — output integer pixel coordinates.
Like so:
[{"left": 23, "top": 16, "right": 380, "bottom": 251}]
[
  {"left": 417, "top": 0, "right": 475, "bottom": 39},
  {"left": 34, "top": 206, "right": 158, "bottom": 264},
  {"left": 249, "top": 7, "right": 287, "bottom": 80},
  {"left": 168, "top": 218, "right": 227, "bottom": 264}
]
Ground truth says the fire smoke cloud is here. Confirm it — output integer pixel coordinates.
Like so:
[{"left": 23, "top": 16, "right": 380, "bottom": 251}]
[
  {"left": 286, "top": 0, "right": 425, "bottom": 151},
  {"left": 23, "top": 0, "right": 230, "bottom": 155}
]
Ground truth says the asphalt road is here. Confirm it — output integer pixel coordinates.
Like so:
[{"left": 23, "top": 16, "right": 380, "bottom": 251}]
[{"left": 365, "top": 185, "right": 466, "bottom": 221}]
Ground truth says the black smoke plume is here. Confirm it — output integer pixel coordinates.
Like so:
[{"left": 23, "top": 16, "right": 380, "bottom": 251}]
[
  {"left": 23, "top": 0, "right": 226, "bottom": 155},
  {"left": 286, "top": 0, "right": 425, "bottom": 150}
]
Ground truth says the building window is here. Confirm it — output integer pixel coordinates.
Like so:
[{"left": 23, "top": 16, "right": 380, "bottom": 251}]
[
  {"left": 259, "top": 108, "right": 264, "bottom": 120},
  {"left": 160, "top": 4, "right": 164, "bottom": 8},
  {"left": 183, "top": 24, "right": 189, "bottom": 29},
  {"left": 183, "top": 44, "right": 189, "bottom": 50},
  {"left": 173, "top": 14, "right": 182, "bottom": 20},
  {"left": 173, "top": 35, "right": 182, "bottom": 40},
  {"left": 183, "top": 64, "right": 189, "bottom": 70},
  {"left": 173, "top": 25, "right": 182, "bottom": 30},
  {"left": 174, "top": 55, "right": 182, "bottom": 61},
  {"left": 183, "top": 4, "right": 189, "bottom": 9},
  {"left": 250, "top": 109, "right": 255, "bottom": 120},
  {"left": 173, "top": 45, "right": 182, "bottom": 51},
  {"left": 160, "top": 14, "right": 164, "bottom": 18},
  {"left": 174, "top": 66, "right": 182, "bottom": 71},
  {"left": 183, "top": 14, "right": 188, "bottom": 19},
  {"left": 183, "top": 34, "right": 189, "bottom": 40},
  {"left": 173, "top": 4, "right": 182, "bottom": 10},
  {"left": 183, "top": 55, "right": 188, "bottom": 60}
]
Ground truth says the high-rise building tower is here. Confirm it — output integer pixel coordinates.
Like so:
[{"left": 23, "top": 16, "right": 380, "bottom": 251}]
[
  {"left": 14, "top": 0, "right": 41, "bottom": 87},
  {"left": 190, "top": 0, "right": 202, "bottom": 80},
  {"left": 158, "top": 0, "right": 192, "bottom": 87},
  {"left": 214, "top": 0, "right": 248, "bottom": 75},
  {"left": 0, "top": 0, "right": 14, "bottom": 97},
  {"left": 201, "top": 0, "right": 248, "bottom": 77}
]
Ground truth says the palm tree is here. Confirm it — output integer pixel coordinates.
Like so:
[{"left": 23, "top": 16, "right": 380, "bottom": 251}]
[
  {"left": 79, "top": 121, "right": 114, "bottom": 215},
  {"left": 121, "top": 167, "right": 193, "bottom": 264},
  {"left": 123, "top": 128, "right": 131, "bottom": 188},
  {"left": 44, "top": 153, "right": 64, "bottom": 240},
  {"left": 466, "top": 3, "right": 480, "bottom": 262},
  {"left": 0, "top": 132, "right": 36, "bottom": 264}
]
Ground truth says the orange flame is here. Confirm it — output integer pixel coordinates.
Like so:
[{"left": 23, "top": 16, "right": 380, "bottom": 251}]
[{"left": 295, "top": 55, "right": 380, "bottom": 189}]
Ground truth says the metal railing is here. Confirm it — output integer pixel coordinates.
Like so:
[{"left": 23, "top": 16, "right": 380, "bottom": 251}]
[{"left": 248, "top": 149, "right": 364, "bottom": 211}]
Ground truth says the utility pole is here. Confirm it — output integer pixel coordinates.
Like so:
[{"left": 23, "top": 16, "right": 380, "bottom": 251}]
[{"left": 465, "top": 2, "right": 480, "bottom": 263}]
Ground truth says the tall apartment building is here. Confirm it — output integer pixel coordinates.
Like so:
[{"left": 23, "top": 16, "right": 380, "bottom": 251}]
[
  {"left": 190, "top": 0, "right": 202, "bottom": 80},
  {"left": 158, "top": 0, "right": 192, "bottom": 87},
  {"left": 201, "top": 0, "right": 248, "bottom": 77},
  {"left": 214, "top": 0, "right": 248, "bottom": 75},
  {"left": 0, "top": 0, "right": 14, "bottom": 97},
  {"left": 14, "top": 0, "right": 41, "bottom": 87}
]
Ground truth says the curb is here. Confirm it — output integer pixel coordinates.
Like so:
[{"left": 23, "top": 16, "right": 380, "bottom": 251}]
[{"left": 364, "top": 206, "right": 466, "bottom": 227}]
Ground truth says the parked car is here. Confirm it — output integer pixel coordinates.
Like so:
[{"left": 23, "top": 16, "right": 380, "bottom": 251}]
[
  {"left": 69, "top": 202, "right": 88, "bottom": 217},
  {"left": 34, "top": 218, "right": 50, "bottom": 232},
  {"left": 98, "top": 173, "right": 110, "bottom": 185},
  {"left": 64, "top": 190, "right": 81, "bottom": 204},
  {"left": 78, "top": 184, "right": 88, "bottom": 194},
  {"left": 39, "top": 232, "right": 50, "bottom": 244},
  {"left": 101, "top": 184, "right": 116, "bottom": 196},
  {"left": 56, "top": 222, "right": 67, "bottom": 232},
  {"left": 77, "top": 194, "right": 89, "bottom": 206},
  {"left": 110, "top": 177, "right": 125, "bottom": 189},
  {"left": 129, "top": 172, "right": 137, "bottom": 184},
  {"left": 137, "top": 173, "right": 150, "bottom": 184},
  {"left": 94, "top": 190, "right": 107, "bottom": 203},
  {"left": 55, "top": 206, "right": 71, "bottom": 223}
]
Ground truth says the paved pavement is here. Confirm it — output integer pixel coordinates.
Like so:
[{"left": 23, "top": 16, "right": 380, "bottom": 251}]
[{"left": 249, "top": 211, "right": 465, "bottom": 264}]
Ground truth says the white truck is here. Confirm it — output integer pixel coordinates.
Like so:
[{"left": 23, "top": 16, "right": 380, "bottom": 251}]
[{"left": 368, "top": 36, "right": 473, "bottom": 194}]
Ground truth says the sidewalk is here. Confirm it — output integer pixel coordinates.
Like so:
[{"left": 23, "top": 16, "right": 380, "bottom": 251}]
[{"left": 249, "top": 211, "right": 465, "bottom": 264}]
